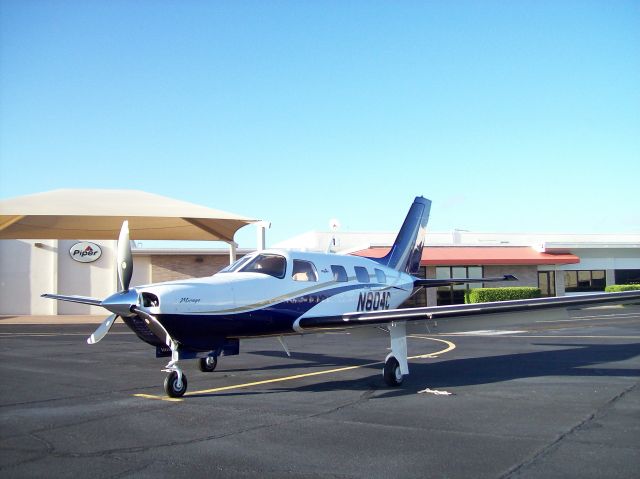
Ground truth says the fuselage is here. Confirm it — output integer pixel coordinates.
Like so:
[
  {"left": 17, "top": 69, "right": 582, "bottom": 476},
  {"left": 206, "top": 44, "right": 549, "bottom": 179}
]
[{"left": 130, "top": 249, "right": 415, "bottom": 350}]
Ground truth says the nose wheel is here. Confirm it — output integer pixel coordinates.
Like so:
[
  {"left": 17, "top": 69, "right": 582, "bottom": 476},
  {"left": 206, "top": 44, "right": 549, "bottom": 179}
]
[{"left": 164, "top": 370, "right": 188, "bottom": 398}]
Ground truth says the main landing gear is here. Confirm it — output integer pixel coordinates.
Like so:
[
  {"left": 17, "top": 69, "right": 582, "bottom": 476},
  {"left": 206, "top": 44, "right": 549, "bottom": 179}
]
[
  {"left": 382, "top": 321, "right": 409, "bottom": 387},
  {"left": 199, "top": 356, "right": 218, "bottom": 372},
  {"left": 383, "top": 356, "right": 403, "bottom": 386}
]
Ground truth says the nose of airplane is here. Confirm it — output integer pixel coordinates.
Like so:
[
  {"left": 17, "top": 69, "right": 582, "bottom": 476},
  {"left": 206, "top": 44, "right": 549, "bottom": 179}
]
[{"left": 101, "top": 288, "right": 140, "bottom": 317}]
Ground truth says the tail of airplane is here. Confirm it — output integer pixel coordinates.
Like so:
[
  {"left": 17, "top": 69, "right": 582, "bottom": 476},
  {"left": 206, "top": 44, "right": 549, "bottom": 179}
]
[{"left": 369, "top": 196, "right": 431, "bottom": 275}]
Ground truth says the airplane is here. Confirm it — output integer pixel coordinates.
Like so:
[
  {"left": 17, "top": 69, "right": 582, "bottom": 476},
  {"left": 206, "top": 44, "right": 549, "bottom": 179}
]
[{"left": 43, "top": 197, "right": 640, "bottom": 398}]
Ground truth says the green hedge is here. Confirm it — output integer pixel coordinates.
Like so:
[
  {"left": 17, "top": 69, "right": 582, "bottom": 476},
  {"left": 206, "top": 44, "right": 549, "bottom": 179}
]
[
  {"left": 605, "top": 284, "right": 640, "bottom": 292},
  {"left": 466, "top": 287, "right": 541, "bottom": 304}
]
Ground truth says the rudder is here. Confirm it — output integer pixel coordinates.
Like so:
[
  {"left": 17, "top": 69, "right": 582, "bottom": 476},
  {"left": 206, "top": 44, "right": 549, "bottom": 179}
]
[{"left": 371, "top": 196, "right": 431, "bottom": 274}]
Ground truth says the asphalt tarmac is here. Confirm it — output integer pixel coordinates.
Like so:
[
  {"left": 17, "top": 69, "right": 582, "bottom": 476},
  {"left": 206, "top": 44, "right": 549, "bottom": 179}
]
[{"left": 1, "top": 306, "right": 639, "bottom": 478}]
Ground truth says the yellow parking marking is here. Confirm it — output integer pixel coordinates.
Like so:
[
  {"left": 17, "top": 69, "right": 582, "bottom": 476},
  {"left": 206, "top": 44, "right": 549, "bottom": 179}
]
[
  {"left": 134, "top": 336, "right": 456, "bottom": 401},
  {"left": 435, "top": 334, "right": 640, "bottom": 339},
  {"left": 0, "top": 332, "right": 131, "bottom": 338},
  {"left": 409, "top": 335, "right": 456, "bottom": 358},
  {"left": 133, "top": 393, "right": 184, "bottom": 402}
]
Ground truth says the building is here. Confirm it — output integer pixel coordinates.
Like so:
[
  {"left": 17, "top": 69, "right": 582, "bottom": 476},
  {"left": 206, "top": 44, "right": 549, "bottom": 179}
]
[
  {"left": 1, "top": 230, "right": 639, "bottom": 315},
  {"left": 0, "top": 189, "right": 259, "bottom": 315},
  {"left": 276, "top": 230, "right": 640, "bottom": 306}
]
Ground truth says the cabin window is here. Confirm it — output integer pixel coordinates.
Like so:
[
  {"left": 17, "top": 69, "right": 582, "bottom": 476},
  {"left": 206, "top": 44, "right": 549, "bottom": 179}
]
[
  {"left": 240, "top": 254, "right": 287, "bottom": 279},
  {"left": 331, "top": 265, "right": 348, "bottom": 282},
  {"left": 354, "top": 266, "right": 370, "bottom": 283},
  {"left": 292, "top": 260, "right": 319, "bottom": 282},
  {"left": 374, "top": 269, "right": 387, "bottom": 284}
]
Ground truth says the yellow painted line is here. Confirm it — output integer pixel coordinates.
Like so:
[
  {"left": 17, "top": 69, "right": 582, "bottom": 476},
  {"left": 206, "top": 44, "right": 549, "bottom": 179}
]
[
  {"left": 133, "top": 393, "right": 184, "bottom": 402},
  {"left": 434, "top": 334, "right": 640, "bottom": 339},
  {"left": 0, "top": 332, "right": 131, "bottom": 338},
  {"left": 409, "top": 336, "right": 457, "bottom": 358},
  {"left": 186, "top": 363, "right": 383, "bottom": 396},
  {"left": 134, "top": 336, "right": 456, "bottom": 400}
]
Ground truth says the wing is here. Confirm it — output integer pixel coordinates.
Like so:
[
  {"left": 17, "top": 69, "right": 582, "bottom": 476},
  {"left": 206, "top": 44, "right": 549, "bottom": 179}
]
[
  {"left": 296, "top": 290, "right": 640, "bottom": 333},
  {"left": 413, "top": 274, "right": 517, "bottom": 288}
]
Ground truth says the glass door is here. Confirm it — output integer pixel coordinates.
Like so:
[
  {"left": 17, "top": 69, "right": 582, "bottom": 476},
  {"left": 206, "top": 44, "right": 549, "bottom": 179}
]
[{"left": 538, "top": 271, "right": 556, "bottom": 297}]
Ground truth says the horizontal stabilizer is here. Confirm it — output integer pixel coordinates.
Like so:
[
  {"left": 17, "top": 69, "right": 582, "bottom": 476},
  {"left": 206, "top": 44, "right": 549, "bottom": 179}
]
[
  {"left": 41, "top": 293, "right": 103, "bottom": 307},
  {"left": 414, "top": 274, "right": 518, "bottom": 288}
]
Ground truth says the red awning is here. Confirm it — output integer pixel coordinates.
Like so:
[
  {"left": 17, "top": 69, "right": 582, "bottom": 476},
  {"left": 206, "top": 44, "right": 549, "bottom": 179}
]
[{"left": 352, "top": 246, "right": 580, "bottom": 266}]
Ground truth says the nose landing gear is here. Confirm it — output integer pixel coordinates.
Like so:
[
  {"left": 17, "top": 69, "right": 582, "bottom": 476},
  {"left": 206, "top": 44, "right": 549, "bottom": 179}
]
[
  {"left": 164, "top": 370, "right": 188, "bottom": 397},
  {"left": 162, "top": 339, "right": 188, "bottom": 398}
]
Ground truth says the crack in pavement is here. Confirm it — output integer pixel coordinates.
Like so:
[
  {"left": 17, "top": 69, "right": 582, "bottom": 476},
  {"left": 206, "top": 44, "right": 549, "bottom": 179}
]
[
  {"left": 4, "top": 386, "right": 379, "bottom": 462},
  {"left": 499, "top": 381, "right": 639, "bottom": 478}
]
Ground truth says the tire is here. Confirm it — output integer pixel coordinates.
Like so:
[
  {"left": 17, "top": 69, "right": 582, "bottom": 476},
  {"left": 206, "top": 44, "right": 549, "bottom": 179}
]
[
  {"left": 199, "top": 356, "right": 217, "bottom": 372},
  {"left": 383, "top": 356, "right": 403, "bottom": 387},
  {"left": 164, "top": 371, "right": 188, "bottom": 398}
]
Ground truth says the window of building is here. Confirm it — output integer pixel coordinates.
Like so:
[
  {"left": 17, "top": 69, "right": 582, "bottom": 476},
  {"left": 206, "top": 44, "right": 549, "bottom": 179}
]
[
  {"left": 436, "top": 266, "right": 484, "bottom": 305},
  {"left": 402, "top": 266, "right": 427, "bottom": 308},
  {"left": 538, "top": 271, "right": 556, "bottom": 297},
  {"left": 354, "top": 266, "right": 370, "bottom": 283},
  {"left": 374, "top": 269, "right": 387, "bottom": 284},
  {"left": 240, "top": 254, "right": 287, "bottom": 279},
  {"left": 564, "top": 270, "right": 606, "bottom": 292},
  {"left": 614, "top": 269, "right": 640, "bottom": 285},
  {"left": 331, "top": 265, "right": 348, "bottom": 282},
  {"left": 292, "top": 260, "right": 318, "bottom": 282}
]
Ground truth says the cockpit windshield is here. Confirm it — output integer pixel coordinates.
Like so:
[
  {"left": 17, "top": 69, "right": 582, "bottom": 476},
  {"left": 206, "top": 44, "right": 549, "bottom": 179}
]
[
  {"left": 218, "top": 255, "right": 254, "bottom": 274},
  {"left": 239, "top": 253, "right": 287, "bottom": 279}
]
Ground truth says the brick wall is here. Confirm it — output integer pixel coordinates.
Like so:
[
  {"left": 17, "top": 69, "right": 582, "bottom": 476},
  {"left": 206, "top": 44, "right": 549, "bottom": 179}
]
[
  {"left": 151, "top": 255, "right": 232, "bottom": 283},
  {"left": 483, "top": 265, "right": 539, "bottom": 287}
]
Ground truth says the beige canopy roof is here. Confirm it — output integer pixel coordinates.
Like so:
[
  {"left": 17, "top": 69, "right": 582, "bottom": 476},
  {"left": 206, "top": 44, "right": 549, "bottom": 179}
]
[{"left": 0, "top": 189, "right": 257, "bottom": 242}]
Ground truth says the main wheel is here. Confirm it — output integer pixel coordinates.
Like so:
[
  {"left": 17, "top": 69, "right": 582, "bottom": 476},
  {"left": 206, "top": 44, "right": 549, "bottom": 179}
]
[
  {"left": 199, "top": 356, "right": 217, "bottom": 372},
  {"left": 383, "top": 356, "right": 403, "bottom": 386},
  {"left": 164, "top": 371, "right": 188, "bottom": 398}
]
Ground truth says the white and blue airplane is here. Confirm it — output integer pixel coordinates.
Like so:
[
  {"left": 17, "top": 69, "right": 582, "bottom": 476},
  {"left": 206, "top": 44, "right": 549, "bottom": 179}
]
[{"left": 43, "top": 197, "right": 640, "bottom": 397}]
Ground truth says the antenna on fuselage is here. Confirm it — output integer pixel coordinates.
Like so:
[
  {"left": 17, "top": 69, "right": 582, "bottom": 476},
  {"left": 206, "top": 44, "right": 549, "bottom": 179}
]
[{"left": 326, "top": 218, "right": 341, "bottom": 253}]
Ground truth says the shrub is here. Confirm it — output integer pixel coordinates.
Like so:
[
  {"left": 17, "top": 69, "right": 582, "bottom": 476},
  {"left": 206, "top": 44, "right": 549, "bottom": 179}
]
[
  {"left": 466, "top": 287, "right": 541, "bottom": 303},
  {"left": 464, "top": 289, "right": 471, "bottom": 304},
  {"left": 605, "top": 284, "right": 640, "bottom": 292}
]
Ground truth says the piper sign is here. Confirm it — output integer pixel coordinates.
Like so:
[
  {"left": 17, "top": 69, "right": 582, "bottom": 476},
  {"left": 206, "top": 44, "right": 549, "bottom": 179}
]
[{"left": 69, "top": 242, "right": 102, "bottom": 263}]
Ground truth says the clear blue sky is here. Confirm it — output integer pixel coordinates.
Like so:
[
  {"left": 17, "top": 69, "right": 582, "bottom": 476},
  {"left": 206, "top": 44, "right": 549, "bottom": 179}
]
[{"left": 1, "top": 1, "right": 639, "bottom": 248}]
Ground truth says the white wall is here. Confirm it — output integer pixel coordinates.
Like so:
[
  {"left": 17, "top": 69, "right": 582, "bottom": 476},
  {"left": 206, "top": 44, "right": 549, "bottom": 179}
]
[
  {"left": 0, "top": 239, "right": 158, "bottom": 315},
  {"left": 555, "top": 249, "right": 640, "bottom": 271},
  {"left": 56, "top": 240, "right": 117, "bottom": 314},
  {"left": 0, "top": 240, "right": 56, "bottom": 315},
  {"left": 131, "top": 254, "right": 152, "bottom": 287}
]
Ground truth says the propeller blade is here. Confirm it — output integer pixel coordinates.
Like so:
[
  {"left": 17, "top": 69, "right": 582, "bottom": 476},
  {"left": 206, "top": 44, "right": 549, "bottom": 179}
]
[
  {"left": 87, "top": 313, "right": 118, "bottom": 345},
  {"left": 133, "top": 307, "right": 173, "bottom": 347},
  {"left": 117, "top": 220, "right": 133, "bottom": 292}
]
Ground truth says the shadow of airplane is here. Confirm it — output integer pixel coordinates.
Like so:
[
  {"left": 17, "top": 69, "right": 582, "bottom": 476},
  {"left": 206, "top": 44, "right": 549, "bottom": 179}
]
[{"left": 188, "top": 342, "right": 640, "bottom": 399}]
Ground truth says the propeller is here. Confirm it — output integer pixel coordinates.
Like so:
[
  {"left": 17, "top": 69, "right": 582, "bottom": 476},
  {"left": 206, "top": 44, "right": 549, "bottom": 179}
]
[
  {"left": 87, "top": 221, "right": 136, "bottom": 345},
  {"left": 117, "top": 220, "right": 133, "bottom": 292},
  {"left": 87, "top": 313, "right": 117, "bottom": 345},
  {"left": 132, "top": 307, "right": 174, "bottom": 348}
]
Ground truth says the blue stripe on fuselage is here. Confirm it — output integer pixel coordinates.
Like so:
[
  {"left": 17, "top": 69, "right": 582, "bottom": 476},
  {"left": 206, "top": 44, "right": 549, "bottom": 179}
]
[{"left": 154, "top": 283, "right": 394, "bottom": 351}]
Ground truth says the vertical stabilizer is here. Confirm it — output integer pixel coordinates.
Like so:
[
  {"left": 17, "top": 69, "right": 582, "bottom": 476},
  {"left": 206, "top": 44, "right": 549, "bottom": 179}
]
[{"left": 370, "top": 197, "right": 431, "bottom": 274}]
